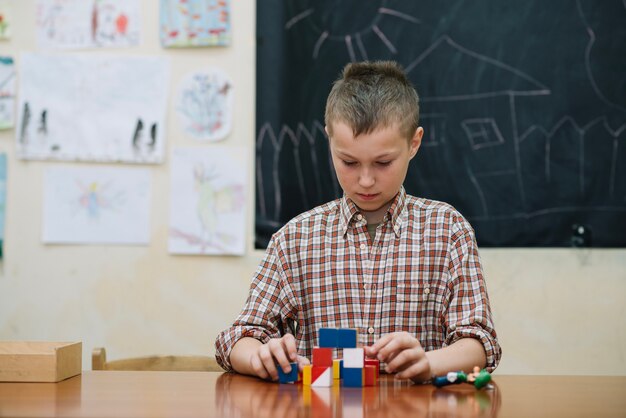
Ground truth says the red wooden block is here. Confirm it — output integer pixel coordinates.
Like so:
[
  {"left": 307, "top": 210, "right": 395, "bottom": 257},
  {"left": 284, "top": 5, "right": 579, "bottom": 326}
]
[
  {"left": 364, "top": 358, "right": 379, "bottom": 378},
  {"left": 312, "top": 347, "right": 333, "bottom": 367},
  {"left": 364, "top": 365, "right": 377, "bottom": 386}
]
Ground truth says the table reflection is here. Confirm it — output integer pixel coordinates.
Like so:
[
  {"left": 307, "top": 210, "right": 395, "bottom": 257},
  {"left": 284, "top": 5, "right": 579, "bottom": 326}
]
[{"left": 215, "top": 373, "right": 501, "bottom": 418}]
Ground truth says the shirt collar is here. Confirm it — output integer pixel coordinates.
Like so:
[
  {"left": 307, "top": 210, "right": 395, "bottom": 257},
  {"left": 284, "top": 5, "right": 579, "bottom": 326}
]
[{"left": 339, "top": 187, "right": 407, "bottom": 237}]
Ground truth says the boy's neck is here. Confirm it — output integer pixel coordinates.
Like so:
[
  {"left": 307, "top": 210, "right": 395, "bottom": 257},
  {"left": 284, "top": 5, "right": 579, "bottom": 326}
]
[{"left": 361, "top": 203, "right": 391, "bottom": 224}]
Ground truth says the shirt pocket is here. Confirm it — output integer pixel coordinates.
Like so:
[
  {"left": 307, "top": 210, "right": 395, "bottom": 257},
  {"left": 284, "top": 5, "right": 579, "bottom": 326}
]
[{"left": 394, "top": 274, "right": 448, "bottom": 346}]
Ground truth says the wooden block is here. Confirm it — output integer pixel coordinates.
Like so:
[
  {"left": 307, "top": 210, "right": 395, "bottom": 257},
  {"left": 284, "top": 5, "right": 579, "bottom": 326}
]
[
  {"left": 343, "top": 367, "right": 363, "bottom": 387},
  {"left": 318, "top": 328, "right": 338, "bottom": 348},
  {"left": 337, "top": 328, "right": 357, "bottom": 348},
  {"left": 311, "top": 366, "right": 333, "bottom": 387},
  {"left": 343, "top": 347, "right": 364, "bottom": 368},
  {"left": 302, "top": 364, "right": 312, "bottom": 385},
  {"left": 332, "top": 359, "right": 342, "bottom": 379},
  {"left": 277, "top": 361, "right": 298, "bottom": 383},
  {"left": 312, "top": 347, "right": 333, "bottom": 367},
  {"left": 364, "top": 358, "right": 379, "bottom": 378},
  {"left": 0, "top": 341, "right": 82, "bottom": 382},
  {"left": 364, "top": 365, "right": 377, "bottom": 386}
]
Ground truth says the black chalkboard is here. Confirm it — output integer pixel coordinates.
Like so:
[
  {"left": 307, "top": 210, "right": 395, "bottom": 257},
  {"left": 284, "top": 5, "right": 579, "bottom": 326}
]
[{"left": 255, "top": 0, "right": 626, "bottom": 248}]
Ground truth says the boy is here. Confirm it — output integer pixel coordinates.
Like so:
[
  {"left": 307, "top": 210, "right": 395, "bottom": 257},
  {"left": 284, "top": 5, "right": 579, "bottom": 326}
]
[{"left": 215, "top": 61, "right": 501, "bottom": 382}]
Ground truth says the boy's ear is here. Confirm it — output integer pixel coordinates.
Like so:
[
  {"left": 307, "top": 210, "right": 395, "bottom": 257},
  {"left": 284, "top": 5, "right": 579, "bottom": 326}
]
[
  {"left": 409, "top": 127, "right": 424, "bottom": 159},
  {"left": 324, "top": 125, "right": 330, "bottom": 138}
]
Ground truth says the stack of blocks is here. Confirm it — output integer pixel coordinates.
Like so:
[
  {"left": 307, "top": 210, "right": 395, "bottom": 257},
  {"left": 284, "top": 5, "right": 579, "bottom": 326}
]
[{"left": 277, "top": 328, "right": 379, "bottom": 387}]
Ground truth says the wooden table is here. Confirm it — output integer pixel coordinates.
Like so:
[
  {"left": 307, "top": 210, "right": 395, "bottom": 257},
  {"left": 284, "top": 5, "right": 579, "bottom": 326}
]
[{"left": 0, "top": 372, "right": 624, "bottom": 417}]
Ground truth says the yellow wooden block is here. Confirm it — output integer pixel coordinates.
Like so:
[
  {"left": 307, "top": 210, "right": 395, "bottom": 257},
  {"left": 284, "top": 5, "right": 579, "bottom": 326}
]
[
  {"left": 302, "top": 364, "right": 312, "bottom": 385},
  {"left": 332, "top": 359, "right": 341, "bottom": 379}
]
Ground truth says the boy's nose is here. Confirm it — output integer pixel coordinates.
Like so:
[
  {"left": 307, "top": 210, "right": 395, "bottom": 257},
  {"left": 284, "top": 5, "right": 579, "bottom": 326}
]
[{"left": 359, "top": 169, "right": 375, "bottom": 188}]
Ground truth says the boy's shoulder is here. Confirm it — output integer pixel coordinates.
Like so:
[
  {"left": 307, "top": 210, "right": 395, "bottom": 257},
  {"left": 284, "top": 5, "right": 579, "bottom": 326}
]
[
  {"left": 403, "top": 194, "right": 471, "bottom": 227},
  {"left": 274, "top": 198, "right": 343, "bottom": 236}
]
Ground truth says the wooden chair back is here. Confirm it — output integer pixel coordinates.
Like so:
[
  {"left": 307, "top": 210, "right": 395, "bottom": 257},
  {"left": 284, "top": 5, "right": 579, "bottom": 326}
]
[{"left": 92, "top": 347, "right": 223, "bottom": 371}]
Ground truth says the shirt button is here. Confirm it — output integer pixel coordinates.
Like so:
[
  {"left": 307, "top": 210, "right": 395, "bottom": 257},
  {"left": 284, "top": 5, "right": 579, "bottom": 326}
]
[
  {"left": 360, "top": 243, "right": 367, "bottom": 250},
  {"left": 424, "top": 287, "right": 431, "bottom": 295},
  {"left": 356, "top": 214, "right": 363, "bottom": 221},
  {"left": 363, "top": 284, "right": 369, "bottom": 290},
  {"left": 367, "top": 327, "right": 375, "bottom": 334}
]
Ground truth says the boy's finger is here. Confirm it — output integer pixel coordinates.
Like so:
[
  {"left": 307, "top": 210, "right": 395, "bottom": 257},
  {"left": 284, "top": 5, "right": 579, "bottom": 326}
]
[
  {"left": 281, "top": 334, "right": 298, "bottom": 361},
  {"left": 270, "top": 342, "right": 293, "bottom": 375}
]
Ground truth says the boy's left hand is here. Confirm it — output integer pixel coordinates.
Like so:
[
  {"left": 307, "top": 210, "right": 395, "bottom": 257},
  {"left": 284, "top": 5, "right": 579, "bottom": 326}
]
[{"left": 364, "top": 332, "right": 431, "bottom": 382}]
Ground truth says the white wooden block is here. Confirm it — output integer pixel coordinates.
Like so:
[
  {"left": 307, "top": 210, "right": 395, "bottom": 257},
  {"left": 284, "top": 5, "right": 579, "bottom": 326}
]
[
  {"left": 343, "top": 347, "right": 364, "bottom": 368},
  {"left": 311, "top": 367, "right": 333, "bottom": 387}
]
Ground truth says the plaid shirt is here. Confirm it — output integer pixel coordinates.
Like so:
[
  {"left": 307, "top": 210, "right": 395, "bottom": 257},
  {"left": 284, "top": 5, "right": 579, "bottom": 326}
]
[{"left": 215, "top": 187, "right": 501, "bottom": 371}]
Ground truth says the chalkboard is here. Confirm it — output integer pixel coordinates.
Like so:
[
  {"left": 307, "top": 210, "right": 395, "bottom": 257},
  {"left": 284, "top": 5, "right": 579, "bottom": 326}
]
[{"left": 255, "top": 0, "right": 626, "bottom": 248}]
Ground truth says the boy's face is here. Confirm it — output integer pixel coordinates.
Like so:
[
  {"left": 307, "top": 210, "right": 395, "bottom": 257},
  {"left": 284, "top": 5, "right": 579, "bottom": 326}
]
[{"left": 327, "top": 121, "right": 423, "bottom": 222}]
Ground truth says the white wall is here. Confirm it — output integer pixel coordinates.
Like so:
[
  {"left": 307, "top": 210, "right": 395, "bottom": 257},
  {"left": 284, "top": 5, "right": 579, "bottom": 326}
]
[{"left": 1, "top": 0, "right": 624, "bottom": 376}]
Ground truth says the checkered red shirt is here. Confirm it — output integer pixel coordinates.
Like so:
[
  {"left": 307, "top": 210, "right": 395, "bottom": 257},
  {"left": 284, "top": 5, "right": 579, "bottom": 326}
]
[{"left": 215, "top": 187, "right": 501, "bottom": 371}]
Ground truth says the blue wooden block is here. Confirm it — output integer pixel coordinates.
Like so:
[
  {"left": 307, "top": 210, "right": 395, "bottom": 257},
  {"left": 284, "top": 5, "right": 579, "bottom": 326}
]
[
  {"left": 337, "top": 328, "right": 357, "bottom": 348},
  {"left": 343, "top": 367, "right": 363, "bottom": 387},
  {"left": 318, "top": 328, "right": 338, "bottom": 348},
  {"left": 277, "top": 362, "right": 299, "bottom": 383}
]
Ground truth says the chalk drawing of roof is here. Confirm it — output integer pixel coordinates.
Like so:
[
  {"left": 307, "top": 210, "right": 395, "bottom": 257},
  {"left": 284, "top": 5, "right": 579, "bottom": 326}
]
[{"left": 405, "top": 36, "right": 551, "bottom": 101}]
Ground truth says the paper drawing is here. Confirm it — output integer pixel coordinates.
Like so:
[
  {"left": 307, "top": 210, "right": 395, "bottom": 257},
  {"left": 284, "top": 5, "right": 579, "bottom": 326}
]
[
  {"left": 0, "top": 0, "right": 12, "bottom": 40},
  {"left": 16, "top": 53, "right": 169, "bottom": 163},
  {"left": 43, "top": 166, "right": 151, "bottom": 244},
  {"left": 0, "top": 154, "right": 6, "bottom": 258},
  {"left": 36, "top": 0, "right": 140, "bottom": 49},
  {"left": 169, "top": 147, "right": 246, "bottom": 255},
  {"left": 177, "top": 68, "right": 233, "bottom": 142},
  {"left": 0, "top": 56, "right": 15, "bottom": 129},
  {"left": 160, "top": 0, "right": 230, "bottom": 47}
]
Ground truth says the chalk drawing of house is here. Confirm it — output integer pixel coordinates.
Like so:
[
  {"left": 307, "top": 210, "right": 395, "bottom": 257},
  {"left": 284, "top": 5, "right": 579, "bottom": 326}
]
[{"left": 405, "top": 36, "right": 551, "bottom": 219}]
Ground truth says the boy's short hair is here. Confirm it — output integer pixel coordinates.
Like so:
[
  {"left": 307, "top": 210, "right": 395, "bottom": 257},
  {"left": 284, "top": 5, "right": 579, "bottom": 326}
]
[{"left": 325, "top": 61, "right": 420, "bottom": 140}]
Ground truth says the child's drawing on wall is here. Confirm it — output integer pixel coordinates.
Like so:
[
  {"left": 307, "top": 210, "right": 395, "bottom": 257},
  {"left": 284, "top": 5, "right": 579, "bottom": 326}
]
[
  {"left": 0, "top": 56, "right": 15, "bottom": 130},
  {"left": 43, "top": 166, "right": 151, "bottom": 244},
  {"left": 169, "top": 147, "right": 246, "bottom": 255},
  {"left": 176, "top": 68, "right": 233, "bottom": 142},
  {"left": 160, "top": 0, "right": 230, "bottom": 47},
  {"left": 36, "top": 0, "right": 140, "bottom": 49}
]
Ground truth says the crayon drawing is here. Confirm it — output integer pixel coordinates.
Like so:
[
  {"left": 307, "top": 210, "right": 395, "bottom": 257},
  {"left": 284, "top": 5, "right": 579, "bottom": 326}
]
[
  {"left": 43, "top": 166, "right": 151, "bottom": 244},
  {"left": 0, "top": 0, "right": 12, "bottom": 40},
  {"left": 16, "top": 53, "right": 169, "bottom": 163},
  {"left": 0, "top": 56, "right": 15, "bottom": 129},
  {"left": 36, "top": 0, "right": 140, "bottom": 49},
  {"left": 169, "top": 147, "right": 246, "bottom": 255},
  {"left": 160, "top": 0, "right": 230, "bottom": 47},
  {"left": 0, "top": 154, "right": 6, "bottom": 258},
  {"left": 177, "top": 68, "right": 233, "bottom": 142}
]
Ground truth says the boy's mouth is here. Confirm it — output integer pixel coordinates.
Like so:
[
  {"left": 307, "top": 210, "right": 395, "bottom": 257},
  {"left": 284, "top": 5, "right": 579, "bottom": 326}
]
[{"left": 357, "top": 193, "right": 379, "bottom": 201}]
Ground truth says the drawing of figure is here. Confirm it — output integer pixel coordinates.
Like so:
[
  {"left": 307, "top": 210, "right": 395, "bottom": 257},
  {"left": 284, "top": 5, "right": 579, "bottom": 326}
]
[
  {"left": 75, "top": 180, "right": 124, "bottom": 220},
  {"left": 178, "top": 70, "right": 233, "bottom": 141},
  {"left": 194, "top": 164, "right": 218, "bottom": 243},
  {"left": 193, "top": 163, "right": 244, "bottom": 245}
]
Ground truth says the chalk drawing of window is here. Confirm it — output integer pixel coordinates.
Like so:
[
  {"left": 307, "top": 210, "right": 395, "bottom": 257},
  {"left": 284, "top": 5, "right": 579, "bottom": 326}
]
[
  {"left": 462, "top": 119, "right": 505, "bottom": 150},
  {"left": 420, "top": 114, "right": 447, "bottom": 147}
]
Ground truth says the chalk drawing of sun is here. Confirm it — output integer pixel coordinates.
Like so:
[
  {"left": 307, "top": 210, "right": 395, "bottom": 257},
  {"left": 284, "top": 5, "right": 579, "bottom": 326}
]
[{"left": 285, "top": 0, "right": 420, "bottom": 61}]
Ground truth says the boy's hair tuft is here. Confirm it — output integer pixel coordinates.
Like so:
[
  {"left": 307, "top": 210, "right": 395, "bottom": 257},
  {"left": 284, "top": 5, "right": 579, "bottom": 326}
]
[{"left": 325, "top": 61, "right": 420, "bottom": 140}]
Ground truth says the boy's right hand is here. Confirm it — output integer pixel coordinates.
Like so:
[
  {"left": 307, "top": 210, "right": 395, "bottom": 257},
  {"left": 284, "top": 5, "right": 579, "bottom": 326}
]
[{"left": 249, "top": 334, "right": 310, "bottom": 381}]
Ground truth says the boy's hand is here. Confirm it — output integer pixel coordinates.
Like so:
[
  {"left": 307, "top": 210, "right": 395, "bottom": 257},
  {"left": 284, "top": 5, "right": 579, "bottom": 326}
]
[
  {"left": 249, "top": 334, "right": 310, "bottom": 381},
  {"left": 364, "top": 332, "right": 431, "bottom": 382}
]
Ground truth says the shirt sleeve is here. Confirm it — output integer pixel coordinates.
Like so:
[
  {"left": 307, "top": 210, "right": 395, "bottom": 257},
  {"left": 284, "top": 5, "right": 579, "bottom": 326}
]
[
  {"left": 443, "top": 215, "right": 502, "bottom": 372},
  {"left": 214, "top": 234, "right": 296, "bottom": 371}
]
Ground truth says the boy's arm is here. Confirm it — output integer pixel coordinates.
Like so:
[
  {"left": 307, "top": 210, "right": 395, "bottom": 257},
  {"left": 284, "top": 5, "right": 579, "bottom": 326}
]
[
  {"left": 425, "top": 337, "right": 486, "bottom": 377},
  {"left": 443, "top": 216, "right": 501, "bottom": 371},
  {"left": 215, "top": 236, "right": 299, "bottom": 374}
]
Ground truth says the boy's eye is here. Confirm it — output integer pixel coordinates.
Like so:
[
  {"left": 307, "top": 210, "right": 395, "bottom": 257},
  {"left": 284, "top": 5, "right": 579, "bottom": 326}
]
[
  {"left": 377, "top": 161, "right": 392, "bottom": 166},
  {"left": 342, "top": 160, "right": 357, "bottom": 166}
]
